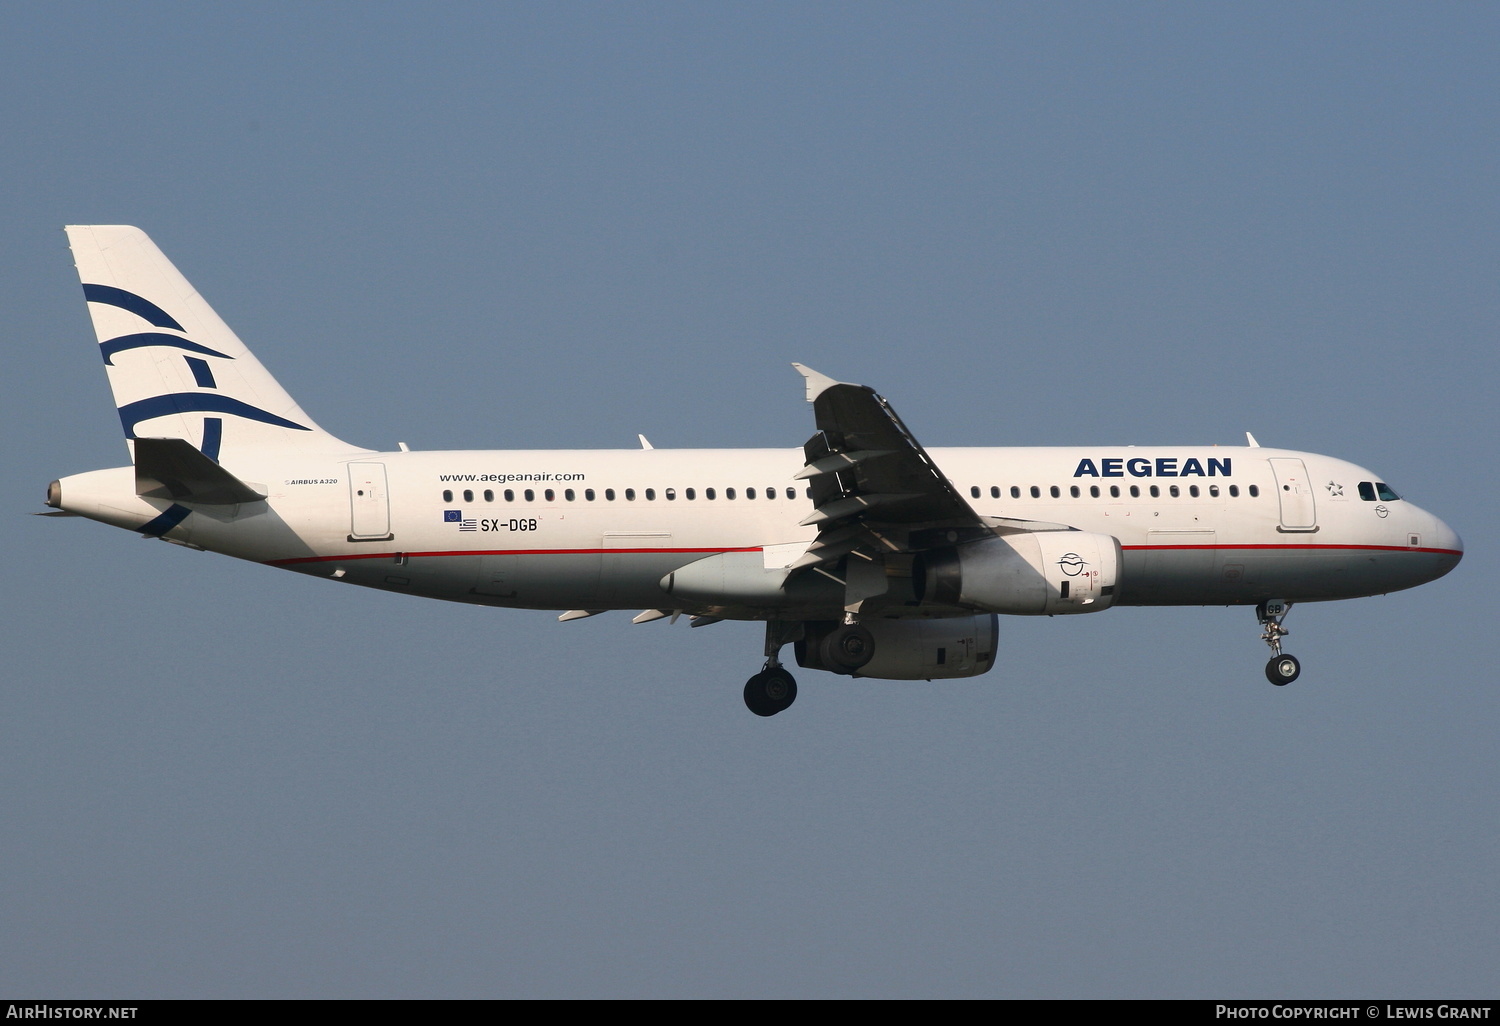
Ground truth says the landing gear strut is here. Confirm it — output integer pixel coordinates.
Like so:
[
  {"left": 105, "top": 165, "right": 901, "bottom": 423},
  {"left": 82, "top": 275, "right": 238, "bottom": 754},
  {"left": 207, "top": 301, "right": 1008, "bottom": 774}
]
[
  {"left": 1257, "top": 599, "right": 1301, "bottom": 686},
  {"left": 744, "top": 621, "right": 802, "bottom": 716}
]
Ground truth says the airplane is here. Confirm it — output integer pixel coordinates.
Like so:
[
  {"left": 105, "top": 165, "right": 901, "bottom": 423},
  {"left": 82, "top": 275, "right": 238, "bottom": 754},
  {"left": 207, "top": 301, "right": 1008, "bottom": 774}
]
[{"left": 43, "top": 225, "right": 1464, "bottom": 716}]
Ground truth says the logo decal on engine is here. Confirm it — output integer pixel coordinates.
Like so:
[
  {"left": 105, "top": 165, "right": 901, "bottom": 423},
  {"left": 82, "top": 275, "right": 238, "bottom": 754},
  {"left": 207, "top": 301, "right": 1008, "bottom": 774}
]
[{"left": 1057, "top": 552, "right": 1086, "bottom": 576}]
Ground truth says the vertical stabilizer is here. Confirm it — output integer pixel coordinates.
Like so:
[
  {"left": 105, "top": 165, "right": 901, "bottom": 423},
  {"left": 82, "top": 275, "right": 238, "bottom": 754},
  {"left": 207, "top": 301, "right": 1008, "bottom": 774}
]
[{"left": 65, "top": 225, "right": 366, "bottom": 461}]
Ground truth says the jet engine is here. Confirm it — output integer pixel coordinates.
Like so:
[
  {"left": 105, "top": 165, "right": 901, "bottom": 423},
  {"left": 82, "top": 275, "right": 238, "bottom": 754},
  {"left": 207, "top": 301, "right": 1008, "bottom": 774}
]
[
  {"left": 919, "top": 531, "right": 1121, "bottom": 614},
  {"left": 796, "top": 615, "right": 999, "bottom": 680}
]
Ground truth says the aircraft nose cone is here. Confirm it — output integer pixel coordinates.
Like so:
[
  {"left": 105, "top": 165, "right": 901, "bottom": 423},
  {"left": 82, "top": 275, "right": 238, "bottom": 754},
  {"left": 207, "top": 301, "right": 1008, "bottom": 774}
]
[{"left": 1429, "top": 516, "right": 1463, "bottom": 578}]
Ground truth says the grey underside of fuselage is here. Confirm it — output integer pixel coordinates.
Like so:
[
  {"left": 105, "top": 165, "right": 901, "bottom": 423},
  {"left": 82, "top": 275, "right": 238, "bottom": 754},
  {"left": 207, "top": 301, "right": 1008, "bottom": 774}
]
[
  {"left": 1116, "top": 546, "right": 1449, "bottom": 605},
  {"left": 286, "top": 545, "right": 1450, "bottom": 616}
]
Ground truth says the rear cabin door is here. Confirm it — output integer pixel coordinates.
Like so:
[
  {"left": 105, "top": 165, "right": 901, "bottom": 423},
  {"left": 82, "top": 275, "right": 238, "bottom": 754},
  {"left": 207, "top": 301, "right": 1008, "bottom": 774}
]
[
  {"left": 348, "top": 461, "right": 393, "bottom": 541},
  {"left": 1268, "top": 457, "right": 1317, "bottom": 532}
]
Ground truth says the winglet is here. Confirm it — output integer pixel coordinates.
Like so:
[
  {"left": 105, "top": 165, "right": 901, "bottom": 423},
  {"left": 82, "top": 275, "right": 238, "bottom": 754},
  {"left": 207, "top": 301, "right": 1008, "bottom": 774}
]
[
  {"left": 791, "top": 363, "right": 846, "bottom": 402},
  {"left": 1245, "top": 431, "right": 1261, "bottom": 448}
]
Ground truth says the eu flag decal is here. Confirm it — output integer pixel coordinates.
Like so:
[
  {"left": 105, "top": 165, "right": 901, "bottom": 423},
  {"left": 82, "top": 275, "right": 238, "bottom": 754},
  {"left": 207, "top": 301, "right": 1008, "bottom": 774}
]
[{"left": 443, "top": 509, "right": 462, "bottom": 523}]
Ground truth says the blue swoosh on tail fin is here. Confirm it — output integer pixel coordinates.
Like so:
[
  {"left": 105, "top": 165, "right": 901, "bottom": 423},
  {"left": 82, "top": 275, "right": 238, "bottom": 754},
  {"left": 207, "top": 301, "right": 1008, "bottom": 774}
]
[
  {"left": 118, "top": 394, "right": 310, "bottom": 437},
  {"left": 100, "top": 332, "right": 233, "bottom": 365},
  {"left": 82, "top": 284, "right": 184, "bottom": 331}
]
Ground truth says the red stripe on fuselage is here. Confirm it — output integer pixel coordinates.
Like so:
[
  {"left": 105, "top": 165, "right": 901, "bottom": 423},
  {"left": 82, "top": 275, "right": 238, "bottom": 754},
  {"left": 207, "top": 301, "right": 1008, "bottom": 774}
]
[
  {"left": 1120, "top": 543, "right": 1461, "bottom": 555},
  {"left": 265, "top": 542, "right": 1461, "bottom": 568},
  {"left": 265, "top": 546, "right": 764, "bottom": 567}
]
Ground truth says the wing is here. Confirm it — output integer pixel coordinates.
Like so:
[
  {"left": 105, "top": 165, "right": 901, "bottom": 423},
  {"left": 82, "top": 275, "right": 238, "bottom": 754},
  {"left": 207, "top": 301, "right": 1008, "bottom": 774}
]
[{"left": 787, "top": 365, "right": 1066, "bottom": 611}]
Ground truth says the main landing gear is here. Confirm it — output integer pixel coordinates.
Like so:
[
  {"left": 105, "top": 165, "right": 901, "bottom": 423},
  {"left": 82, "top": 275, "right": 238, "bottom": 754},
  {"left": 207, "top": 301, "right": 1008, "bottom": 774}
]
[
  {"left": 1257, "top": 599, "right": 1301, "bottom": 686},
  {"left": 744, "top": 666, "right": 797, "bottom": 717},
  {"left": 744, "top": 621, "right": 803, "bottom": 717}
]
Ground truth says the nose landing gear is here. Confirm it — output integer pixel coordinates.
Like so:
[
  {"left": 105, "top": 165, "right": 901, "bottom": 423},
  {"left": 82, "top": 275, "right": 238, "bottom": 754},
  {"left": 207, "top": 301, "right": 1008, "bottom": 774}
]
[{"left": 1257, "top": 600, "right": 1301, "bottom": 686}]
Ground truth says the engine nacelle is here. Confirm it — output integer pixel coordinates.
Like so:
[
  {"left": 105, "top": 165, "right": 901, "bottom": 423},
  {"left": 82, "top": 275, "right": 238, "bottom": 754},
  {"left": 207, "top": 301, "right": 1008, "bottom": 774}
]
[
  {"left": 795, "top": 615, "right": 999, "bottom": 680},
  {"left": 920, "top": 531, "right": 1121, "bottom": 614}
]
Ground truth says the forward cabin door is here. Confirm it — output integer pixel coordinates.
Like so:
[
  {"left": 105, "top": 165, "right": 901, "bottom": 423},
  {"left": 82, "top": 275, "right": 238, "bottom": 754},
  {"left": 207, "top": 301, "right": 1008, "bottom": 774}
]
[
  {"left": 348, "top": 461, "right": 393, "bottom": 541},
  {"left": 1268, "top": 457, "right": 1317, "bottom": 532}
]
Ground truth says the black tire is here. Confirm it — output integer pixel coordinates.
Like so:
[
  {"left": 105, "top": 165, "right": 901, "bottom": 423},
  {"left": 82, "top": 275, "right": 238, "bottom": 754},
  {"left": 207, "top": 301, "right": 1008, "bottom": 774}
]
[
  {"left": 820, "top": 624, "right": 875, "bottom": 673},
  {"left": 1265, "top": 654, "right": 1301, "bottom": 686},
  {"left": 744, "top": 669, "right": 798, "bottom": 716}
]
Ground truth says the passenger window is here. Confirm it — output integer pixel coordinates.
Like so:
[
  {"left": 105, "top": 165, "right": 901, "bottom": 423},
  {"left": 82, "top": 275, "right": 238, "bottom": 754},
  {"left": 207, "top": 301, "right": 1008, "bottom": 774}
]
[
  {"left": 484, "top": 489, "right": 494, "bottom": 502},
  {"left": 970, "top": 486, "right": 980, "bottom": 498},
  {"left": 605, "top": 489, "right": 615, "bottom": 501},
  {"left": 991, "top": 486, "right": 1000, "bottom": 499},
  {"left": 1069, "top": 485, "right": 1080, "bottom": 498},
  {"left": 746, "top": 488, "right": 756, "bottom": 499},
  {"left": 505, "top": 489, "right": 515, "bottom": 502},
  {"left": 1249, "top": 485, "right": 1260, "bottom": 497},
  {"left": 1110, "top": 485, "right": 1120, "bottom": 498},
  {"left": 585, "top": 489, "right": 595, "bottom": 501},
  {"left": 1011, "top": 486, "right": 1021, "bottom": 499},
  {"left": 665, "top": 488, "right": 676, "bottom": 500},
  {"left": 524, "top": 489, "right": 534, "bottom": 502},
  {"left": 565, "top": 489, "right": 575, "bottom": 501},
  {"left": 1130, "top": 485, "right": 1140, "bottom": 498},
  {"left": 1030, "top": 486, "right": 1040, "bottom": 498},
  {"left": 625, "top": 488, "right": 635, "bottom": 501},
  {"left": 786, "top": 487, "right": 795, "bottom": 500},
  {"left": 442, "top": 490, "right": 453, "bottom": 503},
  {"left": 1149, "top": 485, "right": 1160, "bottom": 498},
  {"left": 1169, "top": 485, "right": 1179, "bottom": 498},
  {"left": 706, "top": 488, "right": 715, "bottom": 500},
  {"left": 726, "top": 488, "right": 736, "bottom": 500},
  {"left": 1050, "top": 486, "right": 1060, "bottom": 498},
  {"left": 1229, "top": 485, "right": 1239, "bottom": 497},
  {"left": 1090, "top": 486, "right": 1100, "bottom": 498},
  {"left": 1189, "top": 485, "right": 1199, "bottom": 498},
  {"left": 544, "top": 489, "right": 555, "bottom": 502},
  {"left": 1209, "top": 484, "right": 1219, "bottom": 498},
  {"left": 463, "top": 489, "right": 474, "bottom": 503},
  {"left": 686, "top": 488, "right": 696, "bottom": 500},
  {"left": 766, "top": 487, "right": 776, "bottom": 500},
  {"left": 645, "top": 488, "right": 656, "bottom": 500}
]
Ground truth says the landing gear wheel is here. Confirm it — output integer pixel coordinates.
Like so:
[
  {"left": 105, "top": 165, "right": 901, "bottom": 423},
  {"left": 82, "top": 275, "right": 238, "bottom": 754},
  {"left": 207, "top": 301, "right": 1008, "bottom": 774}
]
[
  {"left": 1256, "top": 599, "right": 1300, "bottom": 686},
  {"left": 1265, "top": 654, "right": 1301, "bottom": 686},
  {"left": 820, "top": 624, "right": 875, "bottom": 673},
  {"left": 744, "top": 668, "right": 798, "bottom": 717}
]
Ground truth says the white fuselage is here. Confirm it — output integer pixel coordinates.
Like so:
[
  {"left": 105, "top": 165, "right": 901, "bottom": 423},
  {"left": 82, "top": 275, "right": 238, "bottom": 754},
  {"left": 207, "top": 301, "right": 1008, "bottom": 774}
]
[{"left": 55, "top": 444, "right": 1463, "bottom": 619}]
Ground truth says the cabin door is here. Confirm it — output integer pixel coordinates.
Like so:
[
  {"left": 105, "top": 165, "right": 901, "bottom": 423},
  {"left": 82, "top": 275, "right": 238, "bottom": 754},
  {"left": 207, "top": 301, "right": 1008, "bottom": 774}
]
[
  {"left": 348, "top": 462, "right": 393, "bottom": 540},
  {"left": 1268, "top": 458, "right": 1317, "bottom": 532}
]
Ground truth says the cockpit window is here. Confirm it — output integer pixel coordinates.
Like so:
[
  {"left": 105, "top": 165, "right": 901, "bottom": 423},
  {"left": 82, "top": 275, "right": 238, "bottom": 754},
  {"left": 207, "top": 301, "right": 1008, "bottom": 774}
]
[{"left": 1359, "top": 481, "right": 1402, "bottom": 501}]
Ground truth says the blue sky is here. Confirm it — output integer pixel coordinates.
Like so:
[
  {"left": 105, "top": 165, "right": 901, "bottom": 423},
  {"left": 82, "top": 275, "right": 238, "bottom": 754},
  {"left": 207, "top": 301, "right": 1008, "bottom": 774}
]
[{"left": 3, "top": 3, "right": 1497, "bottom": 997}]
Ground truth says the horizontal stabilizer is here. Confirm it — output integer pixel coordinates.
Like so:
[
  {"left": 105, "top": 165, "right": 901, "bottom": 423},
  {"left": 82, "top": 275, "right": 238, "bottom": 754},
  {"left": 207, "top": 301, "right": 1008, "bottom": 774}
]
[{"left": 134, "top": 437, "right": 266, "bottom": 505}]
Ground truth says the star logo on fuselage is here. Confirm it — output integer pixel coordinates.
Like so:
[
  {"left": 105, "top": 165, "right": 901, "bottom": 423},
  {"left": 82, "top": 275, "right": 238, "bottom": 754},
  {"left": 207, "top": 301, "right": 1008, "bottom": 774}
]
[{"left": 1326, "top": 481, "right": 1343, "bottom": 496}]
